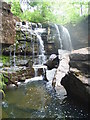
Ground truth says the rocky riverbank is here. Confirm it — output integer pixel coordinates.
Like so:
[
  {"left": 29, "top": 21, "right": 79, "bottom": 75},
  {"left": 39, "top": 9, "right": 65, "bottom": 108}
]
[{"left": 45, "top": 47, "right": 90, "bottom": 108}]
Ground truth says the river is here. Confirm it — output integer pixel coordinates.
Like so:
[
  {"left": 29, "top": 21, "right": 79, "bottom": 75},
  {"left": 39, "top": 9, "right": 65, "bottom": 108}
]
[{"left": 2, "top": 76, "right": 89, "bottom": 119}]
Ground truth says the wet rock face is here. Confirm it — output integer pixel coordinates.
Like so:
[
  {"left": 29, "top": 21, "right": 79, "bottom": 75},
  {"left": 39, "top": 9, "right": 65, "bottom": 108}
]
[
  {"left": 2, "top": 67, "right": 35, "bottom": 83},
  {"left": 0, "top": 2, "right": 16, "bottom": 45},
  {"left": 2, "top": 43, "right": 38, "bottom": 56}
]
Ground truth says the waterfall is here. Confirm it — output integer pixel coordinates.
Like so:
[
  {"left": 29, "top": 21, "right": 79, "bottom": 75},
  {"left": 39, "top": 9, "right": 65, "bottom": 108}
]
[
  {"left": 55, "top": 24, "right": 72, "bottom": 51},
  {"left": 55, "top": 24, "right": 63, "bottom": 49},
  {"left": 61, "top": 26, "right": 72, "bottom": 51}
]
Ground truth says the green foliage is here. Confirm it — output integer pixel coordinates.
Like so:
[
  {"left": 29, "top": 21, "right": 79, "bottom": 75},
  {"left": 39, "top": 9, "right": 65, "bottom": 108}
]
[
  {"left": 0, "top": 74, "right": 6, "bottom": 97},
  {"left": 5, "top": 0, "right": 89, "bottom": 25},
  {"left": 20, "top": 11, "right": 31, "bottom": 21},
  {"left": 0, "top": 56, "right": 10, "bottom": 67},
  {"left": 19, "top": 1, "right": 56, "bottom": 23},
  {"left": 0, "top": 72, "right": 9, "bottom": 98},
  {"left": 0, "top": 74, "right": 6, "bottom": 98},
  {"left": 29, "top": 1, "right": 39, "bottom": 7},
  {"left": 11, "top": 1, "right": 22, "bottom": 17},
  {"left": 0, "top": 74, "right": 7, "bottom": 90}
]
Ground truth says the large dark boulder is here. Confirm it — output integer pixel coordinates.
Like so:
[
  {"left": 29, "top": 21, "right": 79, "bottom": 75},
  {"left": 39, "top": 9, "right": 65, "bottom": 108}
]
[{"left": 61, "top": 72, "right": 90, "bottom": 106}]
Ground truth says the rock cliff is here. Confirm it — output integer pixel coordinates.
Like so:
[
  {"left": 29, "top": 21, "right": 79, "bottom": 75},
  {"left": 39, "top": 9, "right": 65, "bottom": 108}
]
[{"left": 0, "top": 1, "right": 20, "bottom": 45}]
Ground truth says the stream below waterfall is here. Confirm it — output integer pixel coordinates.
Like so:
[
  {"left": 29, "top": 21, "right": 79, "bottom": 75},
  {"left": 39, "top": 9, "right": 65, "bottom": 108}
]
[
  {"left": 1, "top": 55, "right": 89, "bottom": 119},
  {"left": 2, "top": 77, "right": 89, "bottom": 119}
]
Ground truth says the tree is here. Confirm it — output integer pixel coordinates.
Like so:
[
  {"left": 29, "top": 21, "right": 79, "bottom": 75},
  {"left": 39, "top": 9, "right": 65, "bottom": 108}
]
[
  {"left": 11, "top": 1, "right": 22, "bottom": 17},
  {"left": 4, "top": 0, "right": 89, "bottom": 24}
]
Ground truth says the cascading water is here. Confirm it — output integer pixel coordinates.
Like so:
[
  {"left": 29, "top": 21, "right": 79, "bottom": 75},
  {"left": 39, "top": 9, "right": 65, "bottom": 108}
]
[
  {"left": 10, "top": 46, "right": 12, "bottom": 67},
  {"left": 13, "top": 43, "right": 16, "bottom": 67},
  {"left": 54, "top": 24, "right": 72, "bottom": 51},
  {"left": 33, "top": 27, "right": 47, "bottom": 77},
  {"left": 34, "top": 29, "right": 46, "bottom": 65},
  {"left": 55, "top": 24, "right": 63, "bottom": 49},
  {"left": 61, "top": 26, "right": 72, "bottom": 51}
]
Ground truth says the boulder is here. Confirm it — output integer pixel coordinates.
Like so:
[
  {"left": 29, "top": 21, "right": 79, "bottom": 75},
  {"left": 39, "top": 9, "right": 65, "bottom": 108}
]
[
  {"left": 44, "top": 54, "right": 59, "bottom": 70},
  {"left": 61, "top": 72, "right": 90, "bottom": 106},
  {"left": 70, "top": 47, "right": 90, "bottom": 61},
  {"left": 69, "top": 47, "right": 90, "bottom": 75},
  {"left": 52, "top": 52, "right": 70, "bottom": 87},
  {"left": 59, "top": 47, "right": 90, "bottom": 107}
]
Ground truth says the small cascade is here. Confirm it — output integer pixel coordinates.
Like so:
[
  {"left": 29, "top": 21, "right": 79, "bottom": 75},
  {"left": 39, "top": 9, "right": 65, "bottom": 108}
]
[
  {"left": 33, "top": 64, "right": 47, "bottom": 77},
  {"left": 31, "top": 23, "right": 34, "bottom": 62},
  {"left": 55, "top": 24, "right": 63, "bottom": 49},
  {"left": 24, "top": 40, "right": 26, "bottom": 60},
  {"left": 13, "top": 44, "right": 16, "bottom": 67},
  {"left": 34, "top": 67, "right": 38, "bottom": 77},
  {"left": 35, "top": 30, "right": 46, "bottom": 65},
  {"left": 33, "top": 30, "right": 46, "bottom": 77},
  {"left": 10, "top": 46, "right": 12, "bottom": 67}
]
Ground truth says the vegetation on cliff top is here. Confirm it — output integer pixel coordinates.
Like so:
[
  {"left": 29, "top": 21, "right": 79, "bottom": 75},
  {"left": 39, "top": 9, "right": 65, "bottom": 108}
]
[{"left": 5, "top": 0, "right": 89, "bottom": 25}]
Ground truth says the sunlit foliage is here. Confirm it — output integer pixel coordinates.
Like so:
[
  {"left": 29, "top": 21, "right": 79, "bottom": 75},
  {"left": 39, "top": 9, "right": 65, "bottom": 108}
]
[{"left": 4, "top": 0, "right": 89, "bottom": 24}]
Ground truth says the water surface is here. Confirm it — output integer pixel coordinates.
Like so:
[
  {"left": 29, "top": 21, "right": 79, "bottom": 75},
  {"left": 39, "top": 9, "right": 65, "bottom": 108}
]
[{"left": 2, "top": 79, "right": 89, "bottom": 119}]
